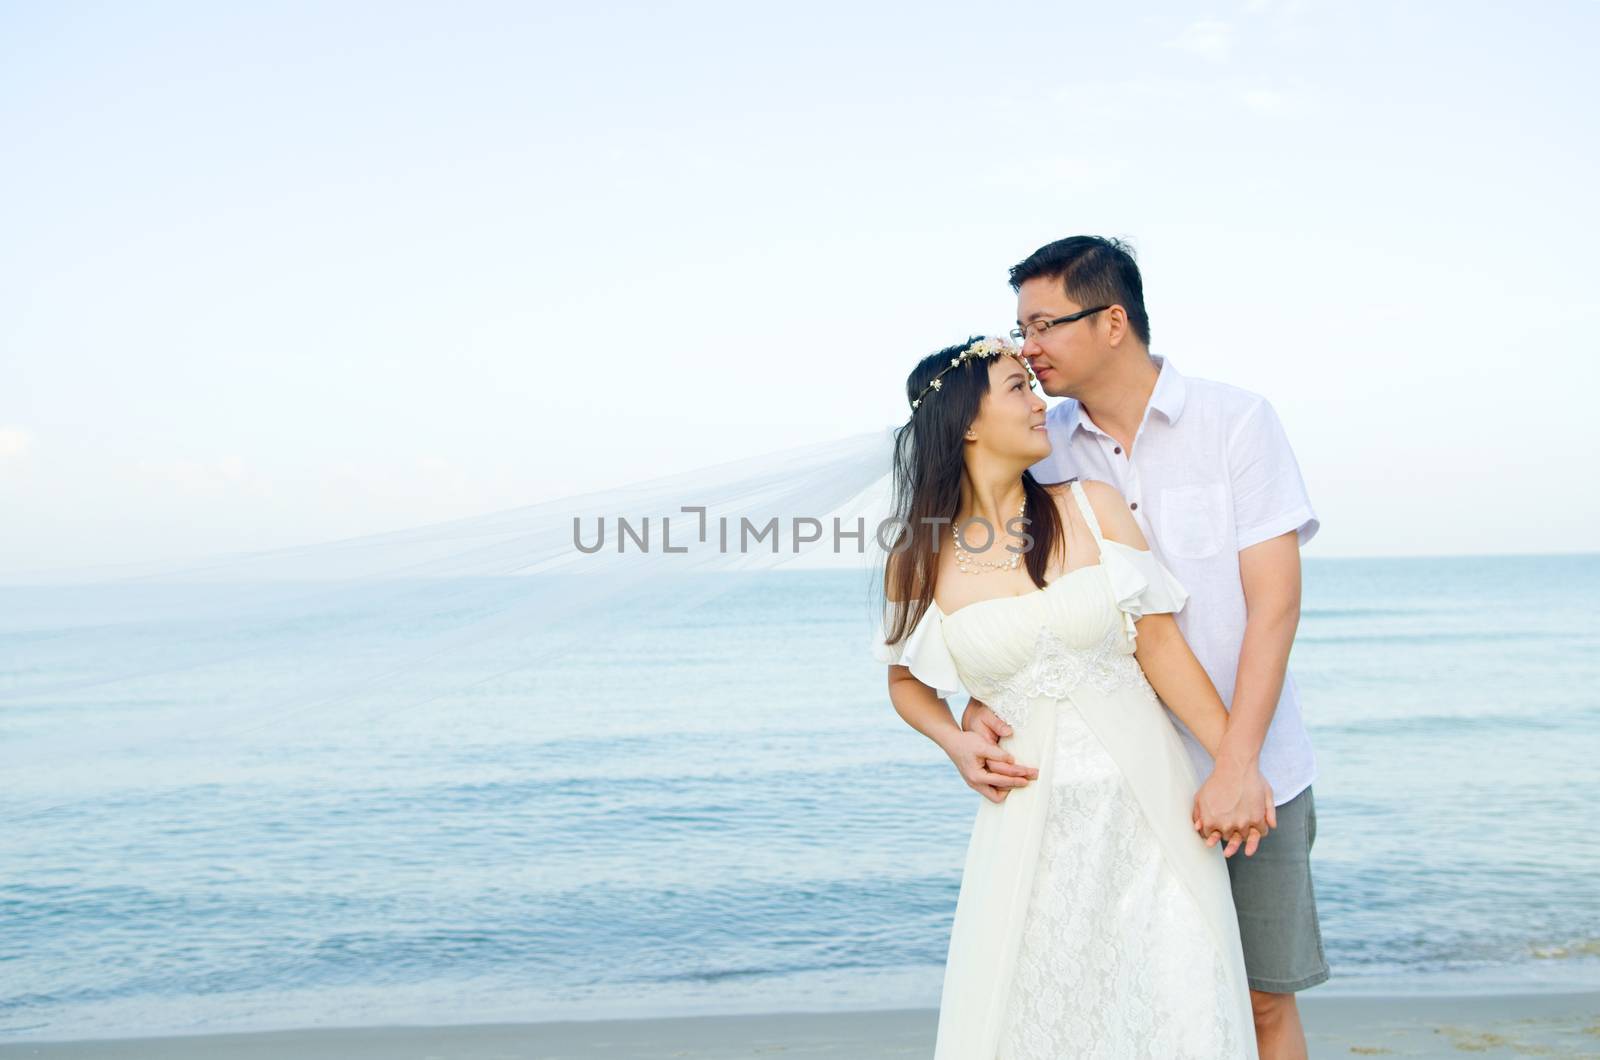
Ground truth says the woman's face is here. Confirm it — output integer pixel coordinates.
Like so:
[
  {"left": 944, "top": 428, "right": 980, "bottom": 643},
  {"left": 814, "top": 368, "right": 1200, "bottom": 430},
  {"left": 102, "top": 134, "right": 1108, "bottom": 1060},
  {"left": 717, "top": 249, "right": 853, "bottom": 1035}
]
[{"left": 966, "top": 354, "right": 1050, "bottom": 463}]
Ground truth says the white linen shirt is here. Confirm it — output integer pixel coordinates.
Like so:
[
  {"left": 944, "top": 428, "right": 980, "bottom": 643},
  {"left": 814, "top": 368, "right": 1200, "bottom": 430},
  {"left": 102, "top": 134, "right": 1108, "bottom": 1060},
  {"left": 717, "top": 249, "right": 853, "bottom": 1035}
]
[{"left": 1028, "top": 354, "right": 1319, "bottom": 804}]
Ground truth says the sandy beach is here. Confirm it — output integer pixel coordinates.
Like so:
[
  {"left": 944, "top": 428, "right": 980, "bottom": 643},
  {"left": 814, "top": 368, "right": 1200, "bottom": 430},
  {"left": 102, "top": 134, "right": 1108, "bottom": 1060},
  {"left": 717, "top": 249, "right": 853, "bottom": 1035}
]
[{"left": 1, "top": 992, "right": 1596, "bottom": 1059}]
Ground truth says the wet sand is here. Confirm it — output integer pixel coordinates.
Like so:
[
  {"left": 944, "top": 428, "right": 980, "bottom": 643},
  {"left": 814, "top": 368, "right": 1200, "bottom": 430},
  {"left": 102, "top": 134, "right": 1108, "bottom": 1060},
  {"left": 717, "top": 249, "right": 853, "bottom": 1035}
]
[{"left": 1, "top": 991, "right": 1596, "bottom": 1058}]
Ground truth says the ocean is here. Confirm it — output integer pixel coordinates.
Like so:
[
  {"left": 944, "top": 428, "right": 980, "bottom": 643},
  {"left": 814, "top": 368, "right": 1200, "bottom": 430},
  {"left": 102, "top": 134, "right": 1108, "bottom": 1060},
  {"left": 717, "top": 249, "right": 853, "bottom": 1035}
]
[{"left": 2, "top": 555, "right": 1598, "bottom": 1041}]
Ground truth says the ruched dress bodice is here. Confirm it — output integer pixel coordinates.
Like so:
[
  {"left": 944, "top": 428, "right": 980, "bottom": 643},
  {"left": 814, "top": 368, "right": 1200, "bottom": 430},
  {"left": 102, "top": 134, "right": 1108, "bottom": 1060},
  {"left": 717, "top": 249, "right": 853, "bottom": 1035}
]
[{"left": 943, "top": 564, "right": 1151, "bottom": 730}]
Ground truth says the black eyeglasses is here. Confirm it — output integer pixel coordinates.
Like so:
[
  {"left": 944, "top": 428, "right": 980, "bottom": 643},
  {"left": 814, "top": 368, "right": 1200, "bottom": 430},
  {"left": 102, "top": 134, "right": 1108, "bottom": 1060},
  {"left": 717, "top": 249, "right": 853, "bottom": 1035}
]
[{"left": 1009, "top": 305, "right": 1112, "bottom": 344}]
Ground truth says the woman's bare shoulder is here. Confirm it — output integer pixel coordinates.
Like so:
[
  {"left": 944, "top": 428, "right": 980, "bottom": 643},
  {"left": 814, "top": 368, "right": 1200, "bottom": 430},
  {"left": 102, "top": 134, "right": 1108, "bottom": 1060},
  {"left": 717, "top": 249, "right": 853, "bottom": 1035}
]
[
  {"left": 1039, "top": 479, "right": 1076, "bottom": 507},
  {"left": 1076, "top": 479, "right": 1152, "bottom": 551}
]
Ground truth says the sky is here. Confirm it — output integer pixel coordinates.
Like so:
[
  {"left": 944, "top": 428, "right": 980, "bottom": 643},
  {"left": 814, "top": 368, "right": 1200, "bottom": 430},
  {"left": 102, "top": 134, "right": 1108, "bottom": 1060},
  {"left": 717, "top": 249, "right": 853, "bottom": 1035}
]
[{"left": 2, "top": 0, "right": 1597, "bottom": 573}]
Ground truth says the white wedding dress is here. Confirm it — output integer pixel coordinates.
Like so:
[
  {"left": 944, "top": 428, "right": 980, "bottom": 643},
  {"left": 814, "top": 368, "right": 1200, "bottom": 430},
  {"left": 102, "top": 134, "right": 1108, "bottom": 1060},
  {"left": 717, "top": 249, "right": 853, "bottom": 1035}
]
[{"left": 876, "top": 481, "right": 1257, "bottom": 1059}]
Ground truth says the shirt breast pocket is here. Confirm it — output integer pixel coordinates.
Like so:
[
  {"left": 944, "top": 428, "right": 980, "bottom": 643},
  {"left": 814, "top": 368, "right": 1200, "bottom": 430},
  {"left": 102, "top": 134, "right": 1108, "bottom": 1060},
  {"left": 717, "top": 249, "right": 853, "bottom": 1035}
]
[{"left": 1158, "top": 483, "right": 1230, "bottom": 559}]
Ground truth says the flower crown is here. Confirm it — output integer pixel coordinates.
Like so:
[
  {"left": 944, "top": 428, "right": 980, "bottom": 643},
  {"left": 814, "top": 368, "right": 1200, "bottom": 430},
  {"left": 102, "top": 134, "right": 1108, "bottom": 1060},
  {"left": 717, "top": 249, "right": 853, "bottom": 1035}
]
[{"left": 909, "top": 336, "right": 1035, "bottom": 411}]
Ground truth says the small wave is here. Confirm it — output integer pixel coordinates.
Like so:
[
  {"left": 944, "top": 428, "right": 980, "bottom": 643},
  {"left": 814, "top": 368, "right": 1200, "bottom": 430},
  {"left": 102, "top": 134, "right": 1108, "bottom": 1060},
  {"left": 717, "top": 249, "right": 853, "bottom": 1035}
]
[
  {"left": 1530, "top": 939, "right": 1600, "bottom": 959},
  {"left": 1299, "top": 631, "right": 1575, "bottom": 646}
]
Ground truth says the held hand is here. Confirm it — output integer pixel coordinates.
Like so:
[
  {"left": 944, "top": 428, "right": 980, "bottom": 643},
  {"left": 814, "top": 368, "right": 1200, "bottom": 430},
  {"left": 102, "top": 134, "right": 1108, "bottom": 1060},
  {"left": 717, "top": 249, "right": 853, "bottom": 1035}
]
[
  {"left": 1192, "top": 760, "right": 1277, "bottom": 857},
  {"left": 942, "top": 729, "right": 1038, "bottom": 805},
  {"left": 1191, "top": 821, "right": 1264, "bottom": 859}
]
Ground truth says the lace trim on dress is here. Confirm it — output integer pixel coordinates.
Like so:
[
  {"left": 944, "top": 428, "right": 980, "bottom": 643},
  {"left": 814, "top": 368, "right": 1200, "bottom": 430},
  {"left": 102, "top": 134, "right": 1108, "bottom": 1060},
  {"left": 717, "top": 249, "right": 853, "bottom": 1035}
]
[
  {"left": 981, "top": 624, "right": 1155, "bottom": 730},
  {"left": 998, "top": 708, "right": 1247, "bottom": 1059}
]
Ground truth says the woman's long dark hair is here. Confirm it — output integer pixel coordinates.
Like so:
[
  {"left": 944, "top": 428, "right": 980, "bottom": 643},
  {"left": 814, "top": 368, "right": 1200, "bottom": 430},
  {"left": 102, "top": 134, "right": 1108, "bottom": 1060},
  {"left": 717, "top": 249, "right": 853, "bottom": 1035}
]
[{"left": 879, "top": 337, "right": 1065, "bottom": 648}]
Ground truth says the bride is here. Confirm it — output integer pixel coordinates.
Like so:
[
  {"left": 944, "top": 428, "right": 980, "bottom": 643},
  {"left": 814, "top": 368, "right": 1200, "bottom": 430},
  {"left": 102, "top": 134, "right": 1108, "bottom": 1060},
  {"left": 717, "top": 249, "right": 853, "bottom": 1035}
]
[{"left": 875, "top": 335, "right": 1260, "bottom": 1058}]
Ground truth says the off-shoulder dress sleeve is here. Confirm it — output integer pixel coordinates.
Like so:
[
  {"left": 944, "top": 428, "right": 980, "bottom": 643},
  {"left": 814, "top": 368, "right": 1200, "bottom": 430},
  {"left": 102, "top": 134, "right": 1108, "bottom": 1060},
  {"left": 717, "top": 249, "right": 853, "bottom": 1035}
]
[
  {"left": 1098, "top": 538, "right": 1190, "bottom": 650},
  {"left": 871, "top": 604, "right": 964, "bottom": 700}
]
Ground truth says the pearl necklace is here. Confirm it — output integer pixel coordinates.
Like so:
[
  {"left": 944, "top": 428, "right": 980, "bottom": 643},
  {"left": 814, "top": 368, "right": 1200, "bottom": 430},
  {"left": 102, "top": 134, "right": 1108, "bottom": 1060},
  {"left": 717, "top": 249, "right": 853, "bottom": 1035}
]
[{"left": 953, "top": 495, "right": 1028, "bottom": 574}]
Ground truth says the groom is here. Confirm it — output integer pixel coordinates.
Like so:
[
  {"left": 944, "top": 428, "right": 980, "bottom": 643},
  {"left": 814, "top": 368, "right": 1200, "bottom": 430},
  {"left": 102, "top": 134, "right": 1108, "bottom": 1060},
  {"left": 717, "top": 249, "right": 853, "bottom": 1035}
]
[{"left": 961, "top": 236, "right": 1329, "bottom": 1059}]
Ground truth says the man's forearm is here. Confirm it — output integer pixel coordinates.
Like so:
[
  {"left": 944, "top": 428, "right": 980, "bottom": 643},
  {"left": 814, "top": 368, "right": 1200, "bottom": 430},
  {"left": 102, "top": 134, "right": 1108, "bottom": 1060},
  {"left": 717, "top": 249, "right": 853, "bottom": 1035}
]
[{"left": 1218, "top": 603, "right": 1298, "bottom": 765}]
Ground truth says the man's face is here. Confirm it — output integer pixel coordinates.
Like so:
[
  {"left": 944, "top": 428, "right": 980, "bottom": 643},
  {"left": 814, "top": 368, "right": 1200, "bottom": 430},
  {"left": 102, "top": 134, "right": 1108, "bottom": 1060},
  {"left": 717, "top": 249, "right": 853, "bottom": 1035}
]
[{"left": 1014, "top": 276, "right": 1107, "bottom": 398}]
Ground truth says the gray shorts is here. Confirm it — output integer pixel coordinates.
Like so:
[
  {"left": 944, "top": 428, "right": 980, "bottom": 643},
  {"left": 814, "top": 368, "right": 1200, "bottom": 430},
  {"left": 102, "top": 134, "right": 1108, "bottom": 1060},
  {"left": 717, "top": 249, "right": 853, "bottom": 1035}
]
[{"left": 1225, "top": 784, "right": 1331, "bottom": 993}]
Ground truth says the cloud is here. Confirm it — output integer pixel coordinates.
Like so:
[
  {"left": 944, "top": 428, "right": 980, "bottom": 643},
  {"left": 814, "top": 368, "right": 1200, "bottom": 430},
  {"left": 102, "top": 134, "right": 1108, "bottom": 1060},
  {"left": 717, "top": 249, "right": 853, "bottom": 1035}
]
[
  {"left": 0, "top": 426, "right": 34, "bottom": 462},
  {"left": 1164, "top": 19, "right": 1234, "bottom": 63},
  {"left": 134, "top": 455, "right": 251, "bottom": 492},
  {"left": 1242, "top": 88, "right": 1292, "bottom": 114},
  {"left": 989, "top": 156, "right": 1129, "bottom": 194}
]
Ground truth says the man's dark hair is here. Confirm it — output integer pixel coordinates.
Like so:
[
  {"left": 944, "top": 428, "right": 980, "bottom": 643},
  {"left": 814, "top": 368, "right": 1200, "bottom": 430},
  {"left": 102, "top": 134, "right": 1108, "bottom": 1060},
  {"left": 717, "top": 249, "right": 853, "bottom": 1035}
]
[{"left": 1008, "top": 236, "right": 1151, "bottom": 346}]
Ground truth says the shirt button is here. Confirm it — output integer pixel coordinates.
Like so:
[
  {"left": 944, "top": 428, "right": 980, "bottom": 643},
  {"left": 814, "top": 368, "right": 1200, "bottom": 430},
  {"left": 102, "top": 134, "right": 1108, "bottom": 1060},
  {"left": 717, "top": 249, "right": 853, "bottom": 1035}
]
[
  {"left": 1114, "top": 446, "right": 1122, "bottom": 454},
  {"left": 1129, "top": 502, "right": 1138, "bottom": 510}
]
